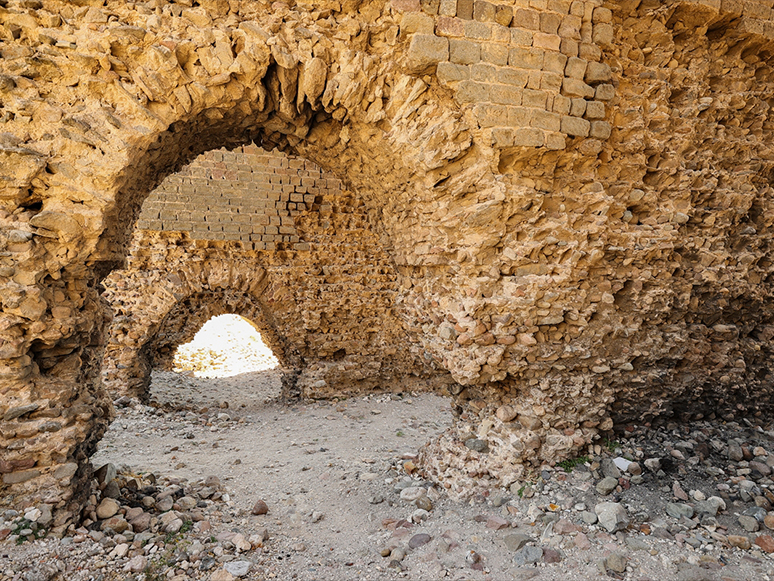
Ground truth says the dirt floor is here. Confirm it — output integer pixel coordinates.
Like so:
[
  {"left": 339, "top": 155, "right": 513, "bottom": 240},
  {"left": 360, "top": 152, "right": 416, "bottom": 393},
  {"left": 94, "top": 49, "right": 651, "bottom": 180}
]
[{"left": 2, "top": 317, "right": 774, "bottom": 580}]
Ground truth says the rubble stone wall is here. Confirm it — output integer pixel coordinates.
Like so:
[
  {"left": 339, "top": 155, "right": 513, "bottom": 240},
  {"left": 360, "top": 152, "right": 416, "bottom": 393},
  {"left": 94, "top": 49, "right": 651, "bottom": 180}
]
[
  {"left": 102, "top": 148, "right": 444, "bottom": 400},
  {"left": 1, "top": 0, "right": 774, "bottom": 522}
]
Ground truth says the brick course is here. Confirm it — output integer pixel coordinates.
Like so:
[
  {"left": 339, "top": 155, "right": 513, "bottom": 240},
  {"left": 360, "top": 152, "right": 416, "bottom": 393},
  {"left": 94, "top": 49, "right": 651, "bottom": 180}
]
[{"left": 136, "top": 147, "right": 344, "bottom": 249}]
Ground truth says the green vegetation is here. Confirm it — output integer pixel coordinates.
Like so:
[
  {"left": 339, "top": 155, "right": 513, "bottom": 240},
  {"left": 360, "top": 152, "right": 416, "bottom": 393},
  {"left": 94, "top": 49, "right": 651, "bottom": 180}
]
[
  {"left": 557, "top": 455, "right": 590, "bottom": 473},
  {"left": 11, "top": 518, "right": 46, "bottom": 545}
]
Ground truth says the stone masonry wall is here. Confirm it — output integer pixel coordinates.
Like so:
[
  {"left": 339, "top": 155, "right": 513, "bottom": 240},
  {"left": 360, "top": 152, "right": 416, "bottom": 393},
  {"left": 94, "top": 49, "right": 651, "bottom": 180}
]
[
  {"left": 102, "top": 148, "right": 447, "bottom": 402},
  {"left": 2, "top": 0, "right": 774, "bottom": 522},
  {"left": 405, "top": 0, "right": 615, "bottom": 149},
  {"left": 135, "top": 145, "right": 339, "bottom": 249}
]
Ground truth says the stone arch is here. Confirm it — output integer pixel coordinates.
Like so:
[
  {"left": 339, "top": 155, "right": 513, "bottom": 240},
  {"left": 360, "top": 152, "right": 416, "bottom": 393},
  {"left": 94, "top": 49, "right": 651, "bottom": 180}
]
[
  {"left": 101, "top": 256, "right": 296, "bottom": 400},
  {"left": 2, "top": 0, "right": 774, "bottom": 522},
  {"left": 147, "top": 292, "right": 285, "bottom": 374}
]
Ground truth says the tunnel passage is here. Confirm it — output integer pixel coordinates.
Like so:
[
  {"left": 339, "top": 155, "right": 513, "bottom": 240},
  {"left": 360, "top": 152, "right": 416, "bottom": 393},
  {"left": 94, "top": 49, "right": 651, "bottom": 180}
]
[
  {"left": 3, "top": 0, "right": 774, "bottom": 524},
  {"left": 101, "top": 147, "right": 445, "bottom": 403}
]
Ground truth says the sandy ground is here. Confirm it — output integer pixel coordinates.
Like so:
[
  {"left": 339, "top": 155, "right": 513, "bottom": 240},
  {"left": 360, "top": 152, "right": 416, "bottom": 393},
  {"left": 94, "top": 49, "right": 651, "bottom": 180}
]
[{"left": 3, "top": 316, "right": 773, "bottom": 581}]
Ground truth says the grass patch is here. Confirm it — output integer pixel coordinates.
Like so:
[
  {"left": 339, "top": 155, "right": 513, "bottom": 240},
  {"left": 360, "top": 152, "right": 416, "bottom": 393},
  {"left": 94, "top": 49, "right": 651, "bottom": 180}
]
[{"left": 557, "top": 455, "right": 590, "bottom": 473}]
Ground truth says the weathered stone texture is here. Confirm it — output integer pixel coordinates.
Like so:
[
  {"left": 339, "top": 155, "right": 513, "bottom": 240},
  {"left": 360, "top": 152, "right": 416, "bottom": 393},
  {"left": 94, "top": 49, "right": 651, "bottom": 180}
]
[
  {"left": 0, "top": 0, "right": 774, "bottom": 519},
  {"left": 102, "top": 148, "right": 444, "bottom": 400}
]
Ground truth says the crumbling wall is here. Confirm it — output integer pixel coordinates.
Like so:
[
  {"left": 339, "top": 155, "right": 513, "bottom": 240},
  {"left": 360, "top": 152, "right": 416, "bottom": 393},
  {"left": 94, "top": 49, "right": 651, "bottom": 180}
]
[
  {"left": 1, "top": 0, "right": 774, "bottom": 522},
  {"left": 102, "top": 147, "right": 443, "bottom": 400}
]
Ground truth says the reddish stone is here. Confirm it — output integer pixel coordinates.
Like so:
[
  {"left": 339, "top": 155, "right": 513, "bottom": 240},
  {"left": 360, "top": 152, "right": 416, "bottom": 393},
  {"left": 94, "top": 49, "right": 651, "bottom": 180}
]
[
  {"left": 755, "top": 534, "right": 774, "bottom": 553},
  {"left": 486, "top": 516, "right": 509, "bottom": 530},
  {"left": 251, "top": 500, "right": 268, "bottom": 515},
  {"left": 0, "top": 528, "right": 11, "bottom": 541},
  {"left": 391, "top": 0, "right": 420, "bottom": 11},
  {"left": 554, "top": 519, "right": 579, "bottom": 535},
  {"left": 408, "top": 533, "right": 432, "bottom": 549},
  {"left": 575, "top": 532, "right": 591, "bottom": 550}
]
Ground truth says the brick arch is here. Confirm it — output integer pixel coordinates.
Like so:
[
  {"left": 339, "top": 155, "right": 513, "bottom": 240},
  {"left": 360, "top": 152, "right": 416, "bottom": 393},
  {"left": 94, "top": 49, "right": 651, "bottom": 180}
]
[
  {"left": 101, "top": 256, "right": 291, "bottom": 400},
  {"left": 147, "top": 292, "right": 286, "bottom": 373},
  {"left": 2, "top": 0, "right": 774, "bottom": 522}
]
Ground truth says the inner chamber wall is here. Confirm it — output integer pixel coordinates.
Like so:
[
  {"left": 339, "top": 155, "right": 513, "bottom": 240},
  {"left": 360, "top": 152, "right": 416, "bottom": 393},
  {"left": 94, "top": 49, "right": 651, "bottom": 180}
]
[{"left": 101, "top": 146, "right": 449, "bottom": 401}]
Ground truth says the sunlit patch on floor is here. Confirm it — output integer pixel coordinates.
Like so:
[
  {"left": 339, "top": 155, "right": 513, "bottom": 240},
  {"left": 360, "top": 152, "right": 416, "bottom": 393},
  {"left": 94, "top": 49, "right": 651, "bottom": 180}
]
[{"left": 173, "top": 314, "right": 279, "bottom": 378}]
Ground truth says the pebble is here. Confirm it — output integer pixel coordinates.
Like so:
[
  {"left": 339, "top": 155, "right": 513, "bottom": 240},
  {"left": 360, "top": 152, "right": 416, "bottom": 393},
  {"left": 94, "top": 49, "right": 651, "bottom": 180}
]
[
  {"left": 408, "top": 533, "right": 432, "bottom": 549},
  {"left": 400, "top": 487, "right": 426, "bottom": 501},
  {"left": 504, "top": 533, "right": 532, "bottom": 551},
  {"left": 486, "top": 516, "right": 509, "bottom": 530},
  {"left": 738, "top": 515, "right": 760, "bottom": 532},
  {"left": 755, "top": 535, "right": 774, "bottom": 553},
  {"left": 224, "top": 560, "right": 251, "bottom": 577},
  {"left": 210, "top": 569, "right": 236, "bottom": 581},
  {"left": 595, "top": 503, "right": 629, "bottom": 533},
  {"left": 251, "top": 500, "right": 269, "bottom": 515},
  {"left": 464, "top": 438, "right": 489, "bottom": 453},
  {"left": 728, "top": 535, "right": 752, "bottom": 550},
  {"left": 513, "top": 545, "right": 543, "bottom": 566},
  {"left": 574, "top": 532, "right": 591, "bottom": 550},
  {"left": 125, "top": 555, "right": 147, "bottom": 573},
  {"left": 764, "top": 513, "right": 774, "bottom": 530},
  {"left": 596, "top": 477, "right": 618, "bottom": 496},
  {"left": 644, "top": 458, "right": 661, "bottom": 472},
  {"left": 666, "top": 502, "right": 694, "bottom": 519},
  {"left": 96, "top": 498, "right": 120, "bottom": 519},
  {"left": 601, "top": 458, "right": 622, "bottom": 479},
  {"left": 605, "top": 553, "right": 628, "bottom": 573},
  {"left": 415, "top": 496, "right": 433, "bottom": 511},
  {"left": 672, "top": 481, "right": 689, "bottom": 501},
  {"left": 728, "top": 440, "right": 744, "bottom": 461}
]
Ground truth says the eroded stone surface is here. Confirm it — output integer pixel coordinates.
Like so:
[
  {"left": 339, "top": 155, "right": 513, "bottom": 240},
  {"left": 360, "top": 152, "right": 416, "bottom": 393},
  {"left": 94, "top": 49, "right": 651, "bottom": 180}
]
[
  {"left": 0, "top": 0, "right": 774, "bottom": 519},
  {"left": 101, "top": 147, "right": 443, "bottom": 400}
]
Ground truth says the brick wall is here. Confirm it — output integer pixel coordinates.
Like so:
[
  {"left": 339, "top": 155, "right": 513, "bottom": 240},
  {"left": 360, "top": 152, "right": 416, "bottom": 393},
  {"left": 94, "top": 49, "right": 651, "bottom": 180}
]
[
  {"left": 398, "top": 0, "right": 774, "bottom": 149},
  {"left": 136, "top": 145, "right": 343, "bottom": 250},
  {"left": 399, "top": 0, "right": 615, "bottom": 149}
]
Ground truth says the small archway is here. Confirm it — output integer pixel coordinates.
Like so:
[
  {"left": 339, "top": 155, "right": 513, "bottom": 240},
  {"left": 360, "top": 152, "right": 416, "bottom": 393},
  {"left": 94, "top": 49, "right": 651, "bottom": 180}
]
[{"left": 171, "top": 313, "right": 280, "bottom": 378}]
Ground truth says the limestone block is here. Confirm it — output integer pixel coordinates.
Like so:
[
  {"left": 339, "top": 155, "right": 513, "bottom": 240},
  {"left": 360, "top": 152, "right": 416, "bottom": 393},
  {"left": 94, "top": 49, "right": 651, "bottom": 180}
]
[
  {"left": 450, "top": 39, "right": 481, "bottom": 64},
  {"left": 584, "top": 101, "right": 606, "bottom": 119},
  {"left": 513, "top": 8, "right": 540, "bottom": 30},
  {"left": 560, "top": 115, "right": 590, "bottom": 137},
  {"left": 562, "top": 77, "right": 595, "bottom": 98},
  {"left": 589, "top": 120, "right": 611, "bottom": 139},
  {"left": 509, "top": 47, "right": 544, "bottom": 69},
  {"left": 406, "top": 34, "right": 449, "bottom": 72}
]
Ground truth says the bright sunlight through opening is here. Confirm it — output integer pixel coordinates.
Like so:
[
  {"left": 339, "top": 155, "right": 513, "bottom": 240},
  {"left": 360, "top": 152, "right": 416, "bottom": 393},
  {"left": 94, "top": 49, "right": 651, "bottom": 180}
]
[{"left": 173, "top": 314, "right": 280, "bottom": 378}]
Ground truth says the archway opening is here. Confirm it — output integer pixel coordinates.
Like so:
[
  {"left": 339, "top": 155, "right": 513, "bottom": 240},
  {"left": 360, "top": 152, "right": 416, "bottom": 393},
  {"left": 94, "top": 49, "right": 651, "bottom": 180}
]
[{"left": 173, "top": 314, "right": 280, "bottom": 379}]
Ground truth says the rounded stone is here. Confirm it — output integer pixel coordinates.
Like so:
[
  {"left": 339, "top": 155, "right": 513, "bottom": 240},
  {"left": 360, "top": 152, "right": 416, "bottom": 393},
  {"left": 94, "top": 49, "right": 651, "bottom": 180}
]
[
  {"left": 251, "top": 500, "right": 269, "bottom": 515},
  {"left": 738, "top": 515, "right": 759, "bottom": 532},
  {"left": 96, "top": 498, "right": 120, "bottom": 520},
  {"left": 408, "top": 533, "right": 432, "bottom": 549}
]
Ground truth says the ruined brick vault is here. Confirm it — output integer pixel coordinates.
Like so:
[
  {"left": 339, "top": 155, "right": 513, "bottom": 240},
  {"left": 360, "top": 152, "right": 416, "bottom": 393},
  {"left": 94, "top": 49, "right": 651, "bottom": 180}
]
[
  {"left": 1, "top": 0, "right": 774, "bottom": 526},
  {"left": 101, "top": 146, "right": 439, "bottom": 400}
]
